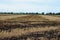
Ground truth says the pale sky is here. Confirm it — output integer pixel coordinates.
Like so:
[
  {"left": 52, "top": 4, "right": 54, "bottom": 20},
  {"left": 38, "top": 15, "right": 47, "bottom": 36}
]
[{"left": 0, "top": 0, "right": 60, "bottom": 13}]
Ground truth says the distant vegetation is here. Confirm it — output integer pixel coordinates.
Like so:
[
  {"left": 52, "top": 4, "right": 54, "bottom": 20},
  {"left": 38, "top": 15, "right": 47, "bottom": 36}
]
[{"left": 0, "top": 12, "right": 60, "bottom": 15}]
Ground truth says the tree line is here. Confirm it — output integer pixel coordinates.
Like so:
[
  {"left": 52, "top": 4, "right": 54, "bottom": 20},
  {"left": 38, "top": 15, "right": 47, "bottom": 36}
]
[{"left": 0, "top": 12, "right": 60, "bottom": 15}]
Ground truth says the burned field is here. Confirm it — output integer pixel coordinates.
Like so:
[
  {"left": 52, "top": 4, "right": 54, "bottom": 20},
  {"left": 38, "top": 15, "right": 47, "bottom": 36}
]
[{"left": 0, "top": 15, "right": 60, "bottom": 40}]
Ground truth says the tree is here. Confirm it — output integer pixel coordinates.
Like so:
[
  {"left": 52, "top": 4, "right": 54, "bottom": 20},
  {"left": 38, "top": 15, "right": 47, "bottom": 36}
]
[{"left": 42, "top": 12, "right": 44, "bottom": 15}]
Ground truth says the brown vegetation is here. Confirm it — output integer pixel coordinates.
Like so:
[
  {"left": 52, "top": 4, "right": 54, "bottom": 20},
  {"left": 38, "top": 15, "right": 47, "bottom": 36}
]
[{"left": 0, "top": 15, "right": 60, "bottom": 40}]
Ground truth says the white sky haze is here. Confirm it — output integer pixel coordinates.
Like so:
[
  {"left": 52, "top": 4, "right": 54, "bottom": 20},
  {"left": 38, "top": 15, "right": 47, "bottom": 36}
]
[{"left": 0, "top": 0, "right": 60, "bottom": 13}]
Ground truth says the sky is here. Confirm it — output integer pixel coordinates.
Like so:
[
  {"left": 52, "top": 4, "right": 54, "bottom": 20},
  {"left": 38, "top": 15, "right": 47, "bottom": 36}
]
[{"left": 0, "top": 0, "right": 60, "bottom": 13}]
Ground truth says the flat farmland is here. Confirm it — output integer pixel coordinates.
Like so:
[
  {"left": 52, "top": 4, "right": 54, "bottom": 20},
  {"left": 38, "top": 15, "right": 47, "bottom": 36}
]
[
  {"left": 0, "top": 14, "right": 27, "bottom": 20},
  {"left": 0, "top": 14, "right": 60, "bottom": 40}
]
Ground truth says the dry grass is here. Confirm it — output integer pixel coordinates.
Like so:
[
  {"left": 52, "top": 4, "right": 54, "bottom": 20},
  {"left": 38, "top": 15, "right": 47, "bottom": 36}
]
[
  {"left": 40, "top": 15, "right": 60, "bottom": 21},
  {"left": 0, "top": 14, "right": 60, "bottom": 40},
  {"left": 0, "top": 14, "right": 27, "bottom": 21},
  {"left": 7, "top": 15, "right": 49, "bottom": 22},
  {"left": 52, "top": 15, "right": 60, "bottom": 17},
  {"left": 0, "top": 26, "right": 59, "bottom": 38}
]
